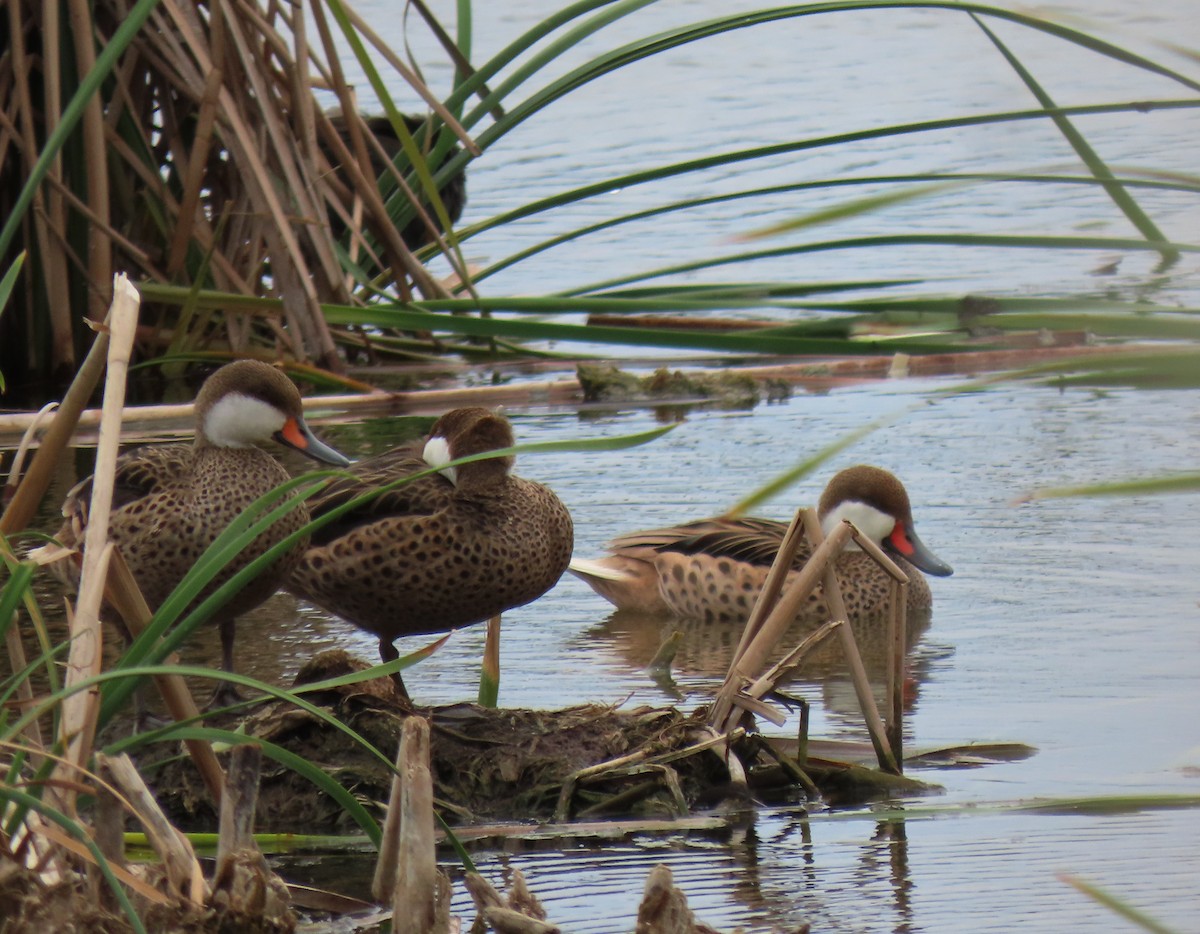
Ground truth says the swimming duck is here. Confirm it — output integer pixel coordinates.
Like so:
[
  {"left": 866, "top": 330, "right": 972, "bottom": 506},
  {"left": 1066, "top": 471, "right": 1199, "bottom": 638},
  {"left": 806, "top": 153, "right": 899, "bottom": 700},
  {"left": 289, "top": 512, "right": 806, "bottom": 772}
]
[
  {"left": 569, "top": 465, "right": 952, "bottom": 622},
  {"left": 40, "top": 359, "right": 350, "bottom": 701},
  {"left": 287, "top": 407, "right": 574, "bottom": 698}
]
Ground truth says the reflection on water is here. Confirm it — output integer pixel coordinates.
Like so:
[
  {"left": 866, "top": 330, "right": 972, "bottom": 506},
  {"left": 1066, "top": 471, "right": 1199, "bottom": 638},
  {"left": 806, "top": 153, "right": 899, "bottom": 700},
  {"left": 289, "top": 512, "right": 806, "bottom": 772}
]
[{"left": 586, "top": 606, "right": 933, "bottom": 736}]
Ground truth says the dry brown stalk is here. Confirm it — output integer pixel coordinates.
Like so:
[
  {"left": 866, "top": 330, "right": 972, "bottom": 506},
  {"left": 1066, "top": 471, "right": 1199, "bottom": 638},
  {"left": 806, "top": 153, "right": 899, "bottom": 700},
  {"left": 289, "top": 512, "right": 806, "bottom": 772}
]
[
  {"left": 97, "top": 751, "right": 209, "bottom": 904},
  {"left": 392, "top": 716, "right": 450, "bottom": 933},
  {"left": 67, "top": 0, "right": 112, "bottom": 322},
  {"left": 31, "top": 816, "right": 172, "bottom": 907},
  {"left": 745, "top": 619, "right": 843, "bottom": 703},
  {"left": 57, "top": 275, "right": 140, "bottom": 794},
  {"left": 635, "top": 864, "right": 725, "bottom": 934},
  {"left": 709, "top": 517, "right": 853, "bottom": 731},
  {"left": 887, "top": 578, "right": 909, "bottom": 766},
  {"left": 726, "top": 507, "right": 808, "bottom": 673},
  {"left": 465, "top": 869, "right": 557, "bottom": 933},
  {"left": 210, "top": 744, "right": 293, "bottom": 926},
  {"left": 0, "top": 304, "right": 111, "bottom": 537},
  {"left": 802, "top": 511, "right": 899, "bottom": 775}
]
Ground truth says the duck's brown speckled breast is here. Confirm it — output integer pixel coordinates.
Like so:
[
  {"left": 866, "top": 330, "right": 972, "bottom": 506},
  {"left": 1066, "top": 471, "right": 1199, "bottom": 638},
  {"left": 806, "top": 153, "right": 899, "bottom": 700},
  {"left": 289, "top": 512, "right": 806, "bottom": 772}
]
[{"left": 108, "top": 446, "right": 309, "bottom": 617}]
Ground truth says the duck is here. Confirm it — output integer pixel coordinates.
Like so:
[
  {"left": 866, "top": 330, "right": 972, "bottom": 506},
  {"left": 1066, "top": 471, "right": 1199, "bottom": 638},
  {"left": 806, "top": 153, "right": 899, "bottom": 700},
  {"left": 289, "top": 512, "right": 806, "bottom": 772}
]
[
  {"left": 287, "top": 407, "right": 574, "bottom": 699},
  {"left": 569, "top": 465, "right": 952, "bottom": 623},
  {"left": 38, "top": 359, "right": 351, "bottom": 703}
]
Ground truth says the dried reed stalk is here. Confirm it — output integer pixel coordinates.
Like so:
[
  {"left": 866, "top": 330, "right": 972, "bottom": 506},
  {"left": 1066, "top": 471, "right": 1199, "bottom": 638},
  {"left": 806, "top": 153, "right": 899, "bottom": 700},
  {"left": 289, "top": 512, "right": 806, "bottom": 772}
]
[
  {"left": 887, "top": 578, "right": 908, "bottom": 766},
  {"left": 708, "top": 516, "right": 853, "bottom": 730},
  {"left": 389, "top": 716, "right": 450, "bottom": 933},
  {"left": 726, "top": 507, "right": 808, "bottom": 674},
  {"left": 802, "top": 511, "right": 899, "bottom": 775},
  {"left": 743, "top": 619, "right": 843, "bottom": 703},
  {"left": 97, "top": 751, "right": 209, "bottom": 904},
  {"left": 0, "top": 320, "right": 111, "bottom": 534},
  {"left": 57, "top": 275, "right": 140, "bottom": 794},
  {"left": 67, "top": 0, "right": 112, "bottom": 322}
]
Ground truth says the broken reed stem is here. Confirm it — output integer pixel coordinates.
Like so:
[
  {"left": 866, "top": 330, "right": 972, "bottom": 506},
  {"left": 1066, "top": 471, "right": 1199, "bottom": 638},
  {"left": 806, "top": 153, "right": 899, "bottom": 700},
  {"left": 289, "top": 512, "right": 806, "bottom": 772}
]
[
  {"left": 0, "top": 311, "right": 112, "bottom": 751},
  {"left": 744, "top": 619, "right": 842, "bottom": 702},
  {"left": 372, "top": 718, "right": 407, "bottom": 902},
  {"left": 887, "top": 579, "right": 909, "bottom": 769},
  {"left": 104, "top": 549, "right": 226, "bottom": 804},
  {"left": 727, "top": 506, "right": 808, "bottom": 673},
  {"left": 97, "top": 751, "right": 209, "bottom": 905},
  {"left": 754, "top": 733, "right": 820, "bottom": 799},
  {"left": 59, "top": 275, "right": 140, "bottom": 794},
  {"left": 215, "top": 744, "right": 263, "bottom": 870},
  {"left": 0, "top": 295, "right": 111, "bottom": 535},
  {"left": 391, "top": 716, "right": 448, "bottom": 934},
  {"left": 710, "top": 516, "right": 853, "bottom": 730},
  {"left": 802, "top": 513, "right": 899, "bottom": 775}
]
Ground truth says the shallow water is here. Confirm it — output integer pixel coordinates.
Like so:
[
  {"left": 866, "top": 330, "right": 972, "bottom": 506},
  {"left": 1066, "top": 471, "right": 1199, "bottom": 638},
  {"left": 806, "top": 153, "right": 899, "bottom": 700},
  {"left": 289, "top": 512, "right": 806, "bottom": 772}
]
[
  {"left": 331, "top": 0, "right": 1200, "bottom": 313},
  {"left": 212, "top": 376, "right": 1200, "bottom": 931}
]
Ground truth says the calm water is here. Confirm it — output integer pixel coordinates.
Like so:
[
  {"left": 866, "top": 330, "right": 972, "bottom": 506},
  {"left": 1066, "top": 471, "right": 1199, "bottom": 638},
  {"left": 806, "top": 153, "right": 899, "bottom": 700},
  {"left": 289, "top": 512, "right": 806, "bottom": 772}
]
[
  {"left": 297, "top": 2, "right": 1200, "bottom": 929},
  {"left": 333, "top": 0, "right": 1200, "bottom": 311},
  {"left": 23, "top": 1, "right": 1200, "bottom": 930},
  {"left": 222, "top": 377, "right": 1200, "bottom": 933}
]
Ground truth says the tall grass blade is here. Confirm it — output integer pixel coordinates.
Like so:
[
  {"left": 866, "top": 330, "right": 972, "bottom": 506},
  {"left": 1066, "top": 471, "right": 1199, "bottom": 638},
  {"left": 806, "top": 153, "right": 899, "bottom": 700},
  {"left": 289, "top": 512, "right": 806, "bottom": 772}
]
[
  {"left": 725, "top": 407, "right": 922, "bottom": 518},
  {"left": 731, "top": 182, "right": 963, "bottom": 242},
  {"left": 1023, "top": 472, "right": 1200, "bottom": 502},
  {"left": 1058, "top": 874, "right": 1180, "bottom": 934},
  {"left": 971, "top": 14, "right": 1178, "bottom": 266}
]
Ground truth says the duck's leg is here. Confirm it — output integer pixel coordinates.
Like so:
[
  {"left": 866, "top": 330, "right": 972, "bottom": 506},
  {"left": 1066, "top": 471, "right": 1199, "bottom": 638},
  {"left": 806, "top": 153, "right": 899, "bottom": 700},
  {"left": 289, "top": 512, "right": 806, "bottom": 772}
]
[
  {"left": 204, "top": 616, "right": 246, "bottom": 710},
  {"left": 379, "top": 638, "right": 411, "bottom": 701}
]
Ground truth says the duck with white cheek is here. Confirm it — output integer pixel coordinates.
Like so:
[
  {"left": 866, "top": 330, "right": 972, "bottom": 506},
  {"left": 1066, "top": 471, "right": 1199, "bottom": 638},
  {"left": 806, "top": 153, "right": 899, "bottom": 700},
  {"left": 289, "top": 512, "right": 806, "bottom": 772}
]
[
  {"left": 288, "top": 407, "right": 574, "bottom": 700},
  {"left": 37, "top": 359, "right": 351, "bottom": 706},
  {"left": 570, "top": 465, "right": 952, "bottom": 623}
]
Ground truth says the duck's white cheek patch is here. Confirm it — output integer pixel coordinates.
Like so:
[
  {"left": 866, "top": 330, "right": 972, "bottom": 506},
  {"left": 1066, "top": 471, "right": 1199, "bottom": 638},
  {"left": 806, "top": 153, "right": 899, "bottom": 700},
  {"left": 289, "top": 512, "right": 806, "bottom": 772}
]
[
  {"left": 821, "top": 500, "right": 895, "bottom": 549},
  {"left": 204, "top": 394, "right": 285, "bottom": 447},
  {"left": 423, "top": 436, "right": 458, "bottom": 486}
]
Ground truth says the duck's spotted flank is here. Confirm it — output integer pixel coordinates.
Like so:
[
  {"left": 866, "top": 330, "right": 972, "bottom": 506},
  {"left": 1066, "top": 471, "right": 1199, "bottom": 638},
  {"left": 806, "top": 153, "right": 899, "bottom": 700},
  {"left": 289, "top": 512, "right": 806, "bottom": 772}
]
[{"left": 570, "top": 465, "right": 951, "bottom": 623}]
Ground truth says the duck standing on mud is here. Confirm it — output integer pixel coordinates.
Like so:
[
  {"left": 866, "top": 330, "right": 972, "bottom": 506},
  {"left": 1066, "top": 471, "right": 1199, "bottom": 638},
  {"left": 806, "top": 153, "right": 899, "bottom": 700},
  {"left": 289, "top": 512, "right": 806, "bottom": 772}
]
[
  {"left": 35, "top": 360, "right": 351, "bottom": 703},
  {"left": 569, "top": 465, "right": 952, "bottom": 623},
  {"left": 288, "top": 407, "right": 574, "bottom": 699}
]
